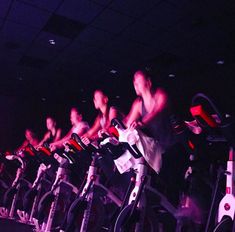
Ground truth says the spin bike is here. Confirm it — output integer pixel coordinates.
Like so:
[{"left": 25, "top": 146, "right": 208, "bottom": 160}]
[
  {"left": 0, "top": 154, "right": 28, "bottom": 219},
  {"left": 0, "top": 152, "right": 13, "bottom": 204},
  {"left": 108, "top": 118, "right": 179, "bottom": 232},
  {"left": 62, "top": 133, "right": 123, "bottom": 232},
  {"left": 190, "top": 93, "right": 235, "bottom": 232},
  {"left": 33, "top": 144, "right": 80, "bottom": 232},
  {"left": 16, "top": 144, "right": 55, "bottom": 224}
]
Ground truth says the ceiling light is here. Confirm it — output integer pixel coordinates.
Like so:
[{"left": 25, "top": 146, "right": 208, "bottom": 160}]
[
  {"left": 169, "top": 74, "right": 175, "bottom": 78},
  {"left": 110, "top": 69, "right": 117, "bottom": 74},
  {"left": 49, "top": 39, "right": 55, "bottom": 45},
  {"left": 41, "top": 97, "right": 46, "bottom": 101},
  {"left": 145, "top": 66, "right": 151, "bottom": 71},
  {"left": 115, "top": 96, "right": 120, "bottom": 99},
  {"left": 216, "top": 60, "right": 224, "bottom": 65}
]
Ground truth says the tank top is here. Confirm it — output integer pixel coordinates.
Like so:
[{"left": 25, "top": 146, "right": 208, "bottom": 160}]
[
  {"left": 100, "top": 106, "right": 124, "bottom": 129},
  {"left": 45, "top": 130, "right": 57, "bottom": 144},
  {"left": 72, "top": 121, "right": 89, "bottom": 135},
  {"left": 141, "top": 96, "right": 175, "bottom": 151}
]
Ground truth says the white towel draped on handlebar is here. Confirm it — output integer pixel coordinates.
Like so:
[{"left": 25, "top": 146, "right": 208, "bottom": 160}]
[
  {"left": 114, "top": 128, "right": 164, "bottom": 174},
  {"left": 138, "top": 130, "right": 164, "bottom": 173}
]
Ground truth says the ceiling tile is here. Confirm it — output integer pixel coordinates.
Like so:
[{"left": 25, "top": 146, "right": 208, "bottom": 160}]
[
  {"left": 57, "top": 0, "right": 103, "bottom": 24},
  {"left": 91, "top": 8, "right": 134, "bottom": 34},
  {"left": 43, "top": 13, "right": 86, "bottom": 39},
  {"left": 90, "top": 0, "right": 113, "bottom": 6},
  {"left": 0, "top": 50, "right": 22, "bottom": 64},
  {"left": 0, "top": 0, "right": 11, "bottom": 18},
  {"left": 34, "top": 31, "right": 71, "bottom": 50},
  {"left": 7, "top": 1, "right": 51, "bottom": 28},
  {"left": 0, "top": 18, "right": 3, "bottom": 27},
  {"left": 109, "top": 0, "right": 159, "bottom": 18},
  {"left": 78, "top": 26, "right": 115, "bottom": 48},
  {"left": 26, "top": 43, "right": 60, "bottom": 60},
  {"left": 141, "top": 1, "right": 183, "bottom": 29},
  {"left": 120, "top": 21, "right": 164, "bottom": 46},
  {"left": 18, "top": 55, "right": 49, "bottom": 69},
  {"left": 90, "top": 49, "right": 140, "bottom": 72},
  {"left": 0, "top": 21, "right": 38, "bottom": 51},
  {"left": 166, "top": 0, "right": 193, "bottom": 8},
  {"left": 18, "top": 0, "right": 63, "bottom": 12},
  {"left": 58, "top": 40, "right": 99, "bottom": 63},
  {"left": 102, "top": 35, "right": 155, "bottom": 63}
]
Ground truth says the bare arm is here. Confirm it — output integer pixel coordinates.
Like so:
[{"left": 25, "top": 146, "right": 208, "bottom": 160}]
[
  {"left": 16, "top": 140, "right": 29, "bottom": 152},
  {"left": 76, "top": 124, "right": 89, "bottom": 137},
  {"left": 124, "top": 98, "right": 142, "bottom": 127},
  {"left": 38, "top": 131, "right": 51, "bottom": 146},
  {"left": 82, "top": 116, "right": 101, "bottom": 139},
  {"left": 50, "top": 129, "right": 73, "bottom": 150}
]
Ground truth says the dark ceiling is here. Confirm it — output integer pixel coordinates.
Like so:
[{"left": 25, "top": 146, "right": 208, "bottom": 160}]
[{"left": 0, "top": 0, "right": 235, "bottom": 150}]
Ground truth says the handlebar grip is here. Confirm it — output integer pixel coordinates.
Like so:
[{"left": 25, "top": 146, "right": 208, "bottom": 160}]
[
  {"left": 38, "top": 146, "right": 52, "bottom": 156},
  {"left": 190, "top": 105, "right": 218, "bottom": 128},
  {"left": 71, "top": 133, "right": 98, "bottom": 152},
  {"left": 66, "top": 139, "right": 83, "bottom": 152},
  {"left": 129, "top": 144, "right": 142, "bottom": 158},
  {"left": 111, "top": 118, "right": 126, "bottom": 130},
  {"left": 71, "top": 133, "right": 87, "bottom": 150}
]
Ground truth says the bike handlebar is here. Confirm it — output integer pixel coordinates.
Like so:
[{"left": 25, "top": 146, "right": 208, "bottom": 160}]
[
  {"left": 5, "top": 155, "right": 26, "bottom": 169},
  {"left": 191, "top": 93, "right": 235, "bottom": 147}
]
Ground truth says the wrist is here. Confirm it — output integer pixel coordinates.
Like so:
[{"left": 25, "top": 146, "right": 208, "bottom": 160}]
[{"left": 138, "top": 120, "right": 145, "bottom": 128}]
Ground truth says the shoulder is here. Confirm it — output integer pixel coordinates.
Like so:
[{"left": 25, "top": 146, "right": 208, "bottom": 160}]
[
  {"left": 44, "top": 131, "right": 51, "bottom": 137},
  {"left": 56, "top": 128, "right": 62, "bottom": 134},
  {"left": 79, "top": 121, "right": 90, "bottom": 129},
  {"left": 155, "top": 87, "right": 167, "bottom": 96},
  {"left": 22, "top": 140, "right": 29, "bottom": 147},
  {"left": 109, "top": 106, "right": 118, "bottom": 114},
  {"left": 32, "top": 138, "right": 39, "bottom": 146},
  {"left": 153, "top": 88, "right": 169, "bottom": 110},
  {"left": 108, "top": 106, "right": 118, "bottom": 120},
  {"left": 133, "top": 97, "right": 142, "bottom": 108},
  {"left": 72, "top": 122, "right": 89, "bottom": 134},
  {"left": 154, "top": 88, "right": 168, "bottom": 100},
  {"left": 110, "top": 106, "right": 117, "bottom": 111}
]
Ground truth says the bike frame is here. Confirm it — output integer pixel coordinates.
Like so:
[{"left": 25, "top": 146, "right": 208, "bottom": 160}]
[
  {"left": 217, "top": 147, "right": 235, "bottom": 222},
  {"left": 77, "top": 153, "right": 122, "bottom": 232}
]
